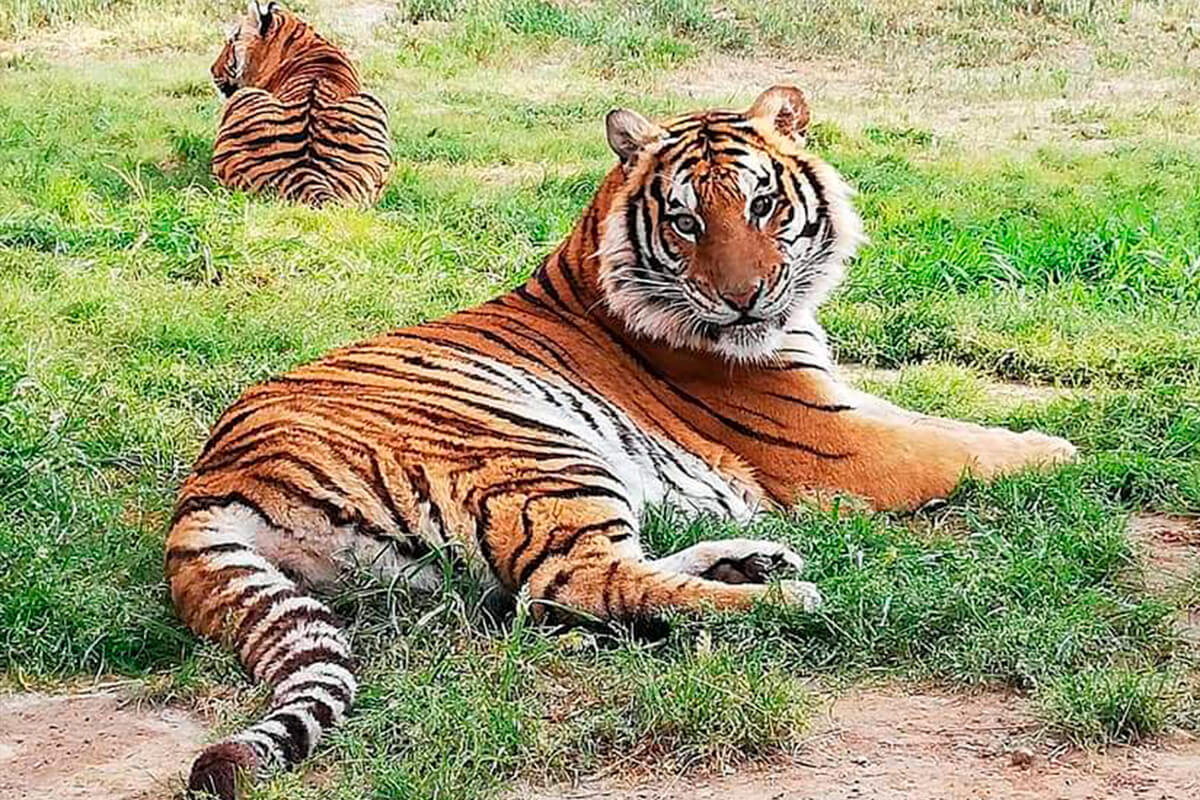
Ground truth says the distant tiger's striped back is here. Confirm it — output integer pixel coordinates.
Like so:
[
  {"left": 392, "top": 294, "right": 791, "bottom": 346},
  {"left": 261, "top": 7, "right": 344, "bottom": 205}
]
[{"left": 209, "top": 2, "right": 390, "bottom": 207}]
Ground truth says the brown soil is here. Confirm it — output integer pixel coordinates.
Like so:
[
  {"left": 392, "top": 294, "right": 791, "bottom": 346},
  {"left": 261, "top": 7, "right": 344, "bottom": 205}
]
[
  {"left": 1128, "top": 512, "right": 1200, "bottom": 643},
  {"left": 520, "top": 689, "right": 1200, "bottom": 800},
  {"left": 8, "top": 684, "right": 1200, "bottom": 800},
  {"left": 1129, "top": 512, "right": 1200, "bottom": 591},
  {"left": 668, "top": 53, "right": 1199, "bottom": 151},
  {"left": 0, "top": 689, "right": 205, "bottom": 800}
]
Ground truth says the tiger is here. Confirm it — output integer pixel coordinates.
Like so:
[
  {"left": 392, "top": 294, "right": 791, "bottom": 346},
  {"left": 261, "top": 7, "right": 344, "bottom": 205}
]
[
  {"left": 169, "top": 86, "right": 1076, "bottom": 798},
  {"left": 209, "top": 2, "right": 391, "bottom": 207}
]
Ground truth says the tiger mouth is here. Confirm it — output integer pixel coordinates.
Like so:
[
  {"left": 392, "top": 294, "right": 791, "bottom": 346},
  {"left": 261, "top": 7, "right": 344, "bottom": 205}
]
[
  {"left": 726, "top": 314, "right": 769, "bottom": 328},
  {"left": 699, "top": 315, "right": 780, "bottom": 341}
]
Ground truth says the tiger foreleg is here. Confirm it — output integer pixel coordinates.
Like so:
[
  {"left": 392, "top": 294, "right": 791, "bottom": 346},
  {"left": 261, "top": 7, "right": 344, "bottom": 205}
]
[
  {"left": 524, "top": 533, "right": 821, "bottom": 619},
  {"left": 480, "top": 484, "right": 822, "bottom": 621}
]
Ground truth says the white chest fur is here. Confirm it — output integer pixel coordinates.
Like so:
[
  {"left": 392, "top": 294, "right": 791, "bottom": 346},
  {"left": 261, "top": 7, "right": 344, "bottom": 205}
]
[{"left": 456, "top": 352, "right": 759, "bottom": 524}]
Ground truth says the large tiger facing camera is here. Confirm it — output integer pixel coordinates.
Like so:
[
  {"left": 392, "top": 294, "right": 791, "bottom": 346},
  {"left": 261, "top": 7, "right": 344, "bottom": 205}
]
[
  {"left": 209, "top": 2, "right": 391, "bottom": 206},
  {"left": 171, "top": 87, "right": 1075, "bottom": 797}
]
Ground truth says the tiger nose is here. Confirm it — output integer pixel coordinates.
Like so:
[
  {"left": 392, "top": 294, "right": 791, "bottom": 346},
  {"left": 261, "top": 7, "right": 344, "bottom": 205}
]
[{"left": 721, "top": 280, "right": 765, "bottom": 311}]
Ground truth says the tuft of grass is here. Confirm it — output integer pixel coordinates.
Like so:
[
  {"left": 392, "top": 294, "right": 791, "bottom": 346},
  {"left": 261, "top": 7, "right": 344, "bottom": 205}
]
[
  {"left": 643, "top": 468, "right": 1183, "bottom": 691},
  {"left": 1037, "top": 667, "right": 1184, "bottom": 746},
  {"left": 240, "top": 602, "right": 811, "bottom": 799},
  {"left": 618, "top": 647, "right": 810, "bottom": 766}
]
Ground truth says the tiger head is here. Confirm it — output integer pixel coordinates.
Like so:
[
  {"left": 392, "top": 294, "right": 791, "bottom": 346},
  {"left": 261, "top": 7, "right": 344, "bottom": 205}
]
[
  {"left": 211, "top": 1, "right": 303, "bottom": 98},
  {"left": 598, "top": 86, "right": 864, "bottom": 364}
]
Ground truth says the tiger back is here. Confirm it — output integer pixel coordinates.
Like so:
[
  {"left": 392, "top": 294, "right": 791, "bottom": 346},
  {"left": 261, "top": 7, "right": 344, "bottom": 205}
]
[{"left": 209, "top": 2, "right": 391, "bottom": 207}]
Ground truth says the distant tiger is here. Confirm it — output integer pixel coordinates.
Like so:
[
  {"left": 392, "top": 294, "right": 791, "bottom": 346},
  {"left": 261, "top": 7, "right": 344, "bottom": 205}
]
[
  {"left": 210, "top": 2, "right": 390, "bottom": 206},
  {"left": 170, "top": 87, "right": 1076, "bottom": 798}
]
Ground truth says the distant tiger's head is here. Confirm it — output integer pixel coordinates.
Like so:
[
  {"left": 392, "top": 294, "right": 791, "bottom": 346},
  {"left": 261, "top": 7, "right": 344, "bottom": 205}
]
[
  {"left": 597, "top": 86, "right": 864, "bottom": 363},
  {"left": 211, "top": 1, "right": 310, "bottom": 98}
]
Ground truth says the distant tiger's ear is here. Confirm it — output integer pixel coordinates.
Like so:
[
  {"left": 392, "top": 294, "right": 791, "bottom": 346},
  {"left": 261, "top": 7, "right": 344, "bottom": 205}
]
[
  {"left": 249, "top": 1, "right": 278, "bottom": 37},
  {"left": 606, "top": 109, "right": 664, "bottom": 165},
  {"left": 748, "top": 85, "right": 810, "bottom": 144}
]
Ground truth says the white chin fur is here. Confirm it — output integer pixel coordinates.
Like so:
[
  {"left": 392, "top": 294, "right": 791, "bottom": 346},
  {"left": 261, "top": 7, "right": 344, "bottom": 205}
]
[
  {"left": 601, "top": 287, "right": 787, "bottom": 364},
  {"left": 709, "top": 324, "right": 784, "bottom": 363}
]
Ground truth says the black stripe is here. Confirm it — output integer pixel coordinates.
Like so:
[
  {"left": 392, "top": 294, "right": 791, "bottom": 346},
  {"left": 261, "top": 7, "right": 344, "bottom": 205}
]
[
  {"left": 268, "top": 710, "right": 310, "bottom": 765},
  {"left": 278, "top": 679, "right": 352, "bottom": 707},
  {"left": 233, "top": 587, "right": 301, "bottom": 643},
  {"left": 267, "top": 645, "right": 354, "bottom": 686},
  {"left": 516, "top": 516, "right": 629, "bottom": 586},
  {"left": 246, "top": 607, "right": 342, "bottom": 672},
  {"left": 600, "top": 560, "right": 621, "bottom": 617},
  {"left": 171, "top": 491, "right": 274, "bottom": 528},
  {"left": 165, "top": 541, "right": 248, "bottom": 565},
  {"left": 288, "top": 693, "right": 336, "bottom": 729}
]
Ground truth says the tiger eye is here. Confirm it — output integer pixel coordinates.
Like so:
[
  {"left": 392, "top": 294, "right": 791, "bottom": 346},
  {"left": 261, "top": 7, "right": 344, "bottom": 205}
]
[
  {"left": 750, "top": 195, "right": 775, "bottom": 218},
  {"left": 672, "top": 214, "right": 699, "bottom": 237}
]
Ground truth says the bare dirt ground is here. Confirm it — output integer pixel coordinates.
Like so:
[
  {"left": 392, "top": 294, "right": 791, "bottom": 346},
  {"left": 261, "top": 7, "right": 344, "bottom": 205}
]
[
  {"left": 1129, "top": 512, "right": 1200, "bottom": 643},
  {"left": 1130, "top": 512, "right": 1200, "bottom": 591},
  {"left": 522, "top": 689, "right": 1200, "bottom": 800},
  {"left": 669, "top": 52, "right": 1200, "bottom": 152},
  {"left": 0, "top": 689, "right": 203, "bottom": 800}
]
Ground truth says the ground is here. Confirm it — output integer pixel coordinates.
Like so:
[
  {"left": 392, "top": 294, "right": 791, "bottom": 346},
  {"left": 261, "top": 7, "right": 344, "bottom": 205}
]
[{"left": 1, "top": 1, "right": 1199, "bottom": 799}]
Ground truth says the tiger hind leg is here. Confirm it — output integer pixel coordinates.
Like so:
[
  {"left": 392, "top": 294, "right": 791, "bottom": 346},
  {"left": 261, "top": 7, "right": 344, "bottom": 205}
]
[{"left": 167, "top": 503, "right": 357, "bottom": 799}]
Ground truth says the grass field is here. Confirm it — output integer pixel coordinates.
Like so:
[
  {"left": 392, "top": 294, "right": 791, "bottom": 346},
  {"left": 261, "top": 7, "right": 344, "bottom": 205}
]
[{"left": 2, "top": 0, "right": 1199, "bottom": 797}]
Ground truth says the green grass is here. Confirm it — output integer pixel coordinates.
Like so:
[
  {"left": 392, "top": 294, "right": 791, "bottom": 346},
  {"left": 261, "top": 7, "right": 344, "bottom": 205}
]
[
  {"left": 2, "top": 0, "right": 1200, "bottom": 796},
  {"left": 0, "top": 0, "right": 128, "bottom": 36},
  {"left": 1038, "top": 666, "right": 1187, "bottom": 746}
]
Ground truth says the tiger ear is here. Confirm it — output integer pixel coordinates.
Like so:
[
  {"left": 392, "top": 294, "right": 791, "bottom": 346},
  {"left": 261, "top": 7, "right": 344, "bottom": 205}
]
[
  {"left": 748, "top": 85, "right": 811, "bottom": 144},
  {"left": 606, "top": 109, "right": 664, "bottom": 165},
  {"left": 249, "top": 1, "right": 277, "bottom": 37}
]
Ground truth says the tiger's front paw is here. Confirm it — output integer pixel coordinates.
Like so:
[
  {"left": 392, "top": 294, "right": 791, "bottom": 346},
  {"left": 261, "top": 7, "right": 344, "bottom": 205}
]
[
  {"left": 699, "top": 539, "right": 805, "bottom": 584},
  {"left": 972, "top": 429, "right": 1077, "bottom": 479}
]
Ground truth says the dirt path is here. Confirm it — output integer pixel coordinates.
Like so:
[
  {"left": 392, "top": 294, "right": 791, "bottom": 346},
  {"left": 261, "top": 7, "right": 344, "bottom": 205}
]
[
  {"left": 522, "top": 689, "right": 1200, "bottom": 800},
  {"left": 1129, "top": 512, "right": 1200, "bottom": 643},
  {"left": 0, "top": 689, "right": 204, "bottom": 800},
  {"left": 668, "top": 53, "right": 1200, "bottom": 152}
]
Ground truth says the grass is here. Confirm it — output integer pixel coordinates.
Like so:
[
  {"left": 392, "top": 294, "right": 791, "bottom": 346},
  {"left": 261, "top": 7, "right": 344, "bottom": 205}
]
[
  {"left": 2, "top": 0, "right": 1199, "bottom": 797},
  {"left": 1038, "top": 666, "right": 1187, "bottom": 746}
]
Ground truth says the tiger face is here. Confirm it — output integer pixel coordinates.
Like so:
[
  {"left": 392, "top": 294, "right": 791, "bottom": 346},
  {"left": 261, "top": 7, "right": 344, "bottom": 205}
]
[
  {"left": 598, "top": 86, "right": 864, "bottom": 363},
  {"left": 210, "top": 1, "right": 290, "bottom": 98}
]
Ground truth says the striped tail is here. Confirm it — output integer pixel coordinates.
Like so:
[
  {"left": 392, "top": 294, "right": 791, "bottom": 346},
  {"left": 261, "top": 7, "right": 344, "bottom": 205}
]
[{"left": 166, "top": 503, "right": 356, "bottom": 799}]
